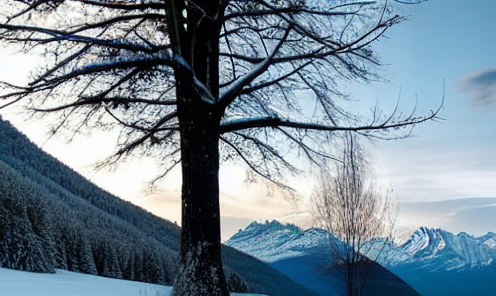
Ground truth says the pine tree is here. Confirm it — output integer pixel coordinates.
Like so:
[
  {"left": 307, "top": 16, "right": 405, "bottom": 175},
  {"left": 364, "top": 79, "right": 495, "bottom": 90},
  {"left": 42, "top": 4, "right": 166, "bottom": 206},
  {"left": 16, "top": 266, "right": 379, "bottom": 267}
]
[
  {"left": 76, "top": 235, "right": 98, "bottom": 275},
  {"left": 0, "top": 162, "right": 55, "bottom": 273}
]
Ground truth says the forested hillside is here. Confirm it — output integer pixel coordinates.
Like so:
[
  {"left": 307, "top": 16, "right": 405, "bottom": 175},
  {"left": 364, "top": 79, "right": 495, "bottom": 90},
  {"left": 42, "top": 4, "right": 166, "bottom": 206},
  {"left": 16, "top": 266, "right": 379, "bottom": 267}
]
[
  {"left": 0, "top": 117, "right": 318, "bottom": 296},
  {"left": 0, "top": 160, "right": 177, "bottom": 283},
  {"left": 0, "top": 117, "right": 181, "bottom": 251}
]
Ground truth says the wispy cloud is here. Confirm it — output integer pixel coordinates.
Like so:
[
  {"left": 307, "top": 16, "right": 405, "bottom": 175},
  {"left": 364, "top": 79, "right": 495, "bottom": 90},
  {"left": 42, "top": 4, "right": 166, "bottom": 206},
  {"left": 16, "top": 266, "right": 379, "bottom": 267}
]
[
  {"left": 397, "top": 198, "right": 496, "bottom": 238},
  {"left": 374, "top": 139, "right": 496, "bottom": 202},
  {"left": 458, "top": 67, "right": 496, "bottom": 107}
]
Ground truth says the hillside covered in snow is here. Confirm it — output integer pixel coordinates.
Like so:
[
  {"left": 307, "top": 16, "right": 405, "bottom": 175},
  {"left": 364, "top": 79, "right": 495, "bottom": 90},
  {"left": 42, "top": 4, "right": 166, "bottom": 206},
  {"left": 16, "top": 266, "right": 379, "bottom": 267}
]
[{"left": 0, "top": 267, "right": 271, "bottom": 296}]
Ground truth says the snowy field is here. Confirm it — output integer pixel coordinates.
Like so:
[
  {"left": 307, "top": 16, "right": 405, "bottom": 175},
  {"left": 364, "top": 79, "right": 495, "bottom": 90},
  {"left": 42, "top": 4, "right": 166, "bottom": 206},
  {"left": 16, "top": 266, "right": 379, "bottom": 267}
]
[{"left": 0, "top": 267, "right": 265, "bottom": 296}]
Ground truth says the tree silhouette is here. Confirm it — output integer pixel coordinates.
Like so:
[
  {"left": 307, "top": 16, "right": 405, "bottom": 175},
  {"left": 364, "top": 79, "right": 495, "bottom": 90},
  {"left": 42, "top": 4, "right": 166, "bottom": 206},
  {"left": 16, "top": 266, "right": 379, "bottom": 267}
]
[
  {"left": 0, "top": 1, "right": 437, "bottom": 295},
  {"left": 312, "top": 133, "right": 397, "bottom": 296}
]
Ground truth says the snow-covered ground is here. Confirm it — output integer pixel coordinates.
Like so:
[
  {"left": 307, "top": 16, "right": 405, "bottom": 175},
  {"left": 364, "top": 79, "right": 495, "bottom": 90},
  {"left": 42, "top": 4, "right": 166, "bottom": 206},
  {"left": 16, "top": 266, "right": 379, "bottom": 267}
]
[
  {"left": 0, "top": 267, "right": 265, "bottom": 296},
  {"left": 0, "top": 267, "right": 171, "bottom": 296}
]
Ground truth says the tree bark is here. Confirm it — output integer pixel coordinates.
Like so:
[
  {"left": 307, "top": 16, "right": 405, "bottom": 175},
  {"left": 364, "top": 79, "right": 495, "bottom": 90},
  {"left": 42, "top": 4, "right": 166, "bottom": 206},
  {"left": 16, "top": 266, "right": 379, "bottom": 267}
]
[
  {"left": 168, "top": 2, "right": 228, "bottom": 295},
  {"left": 172, "top": 83, "right": 228, "bottom": 296}
]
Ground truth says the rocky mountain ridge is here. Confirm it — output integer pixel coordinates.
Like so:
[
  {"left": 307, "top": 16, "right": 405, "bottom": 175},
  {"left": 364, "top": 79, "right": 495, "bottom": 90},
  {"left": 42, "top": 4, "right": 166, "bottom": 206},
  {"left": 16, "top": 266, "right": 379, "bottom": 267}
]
[{"left": 372, "top": 226, "right": 496, "bottom": 271}]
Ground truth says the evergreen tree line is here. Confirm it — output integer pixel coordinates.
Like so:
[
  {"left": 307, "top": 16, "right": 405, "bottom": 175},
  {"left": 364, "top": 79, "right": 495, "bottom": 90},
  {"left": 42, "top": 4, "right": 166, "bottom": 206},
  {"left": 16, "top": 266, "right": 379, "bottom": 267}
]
[
  {"left": 0, "top": 118, "right": 181, "bottom": 251},
  {"left": 0, "top": 160, "right": 177, "bottom": 284}
]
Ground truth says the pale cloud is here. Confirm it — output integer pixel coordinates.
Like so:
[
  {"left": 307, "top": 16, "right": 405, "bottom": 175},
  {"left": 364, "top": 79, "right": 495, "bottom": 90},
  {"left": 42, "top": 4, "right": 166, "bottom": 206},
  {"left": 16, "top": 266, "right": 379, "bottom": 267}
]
[
  {"left": 458, "top": 67, "right": 496, "bottom": 107},
  {"left": 374, "top": 141, "right": 496, "bottom": 202},
  {"left": 137, "top": 190, "right": 496, "bottom": 243},
  {"left": 397, "top": 198, "right": 496, "bottom": 239}
]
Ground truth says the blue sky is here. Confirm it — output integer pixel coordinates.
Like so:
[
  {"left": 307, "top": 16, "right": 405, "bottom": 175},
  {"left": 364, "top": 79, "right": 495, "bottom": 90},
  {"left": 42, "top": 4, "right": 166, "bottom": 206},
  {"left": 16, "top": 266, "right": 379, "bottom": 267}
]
[
  {"left": 359, "top": 0, "right": 496, "bottom": 238},
  {"left": 365, "top": 0, "right": 496, "bottom": 201},
  {"left": 0, "top": 0, "right": 495, "bottom": 240}
]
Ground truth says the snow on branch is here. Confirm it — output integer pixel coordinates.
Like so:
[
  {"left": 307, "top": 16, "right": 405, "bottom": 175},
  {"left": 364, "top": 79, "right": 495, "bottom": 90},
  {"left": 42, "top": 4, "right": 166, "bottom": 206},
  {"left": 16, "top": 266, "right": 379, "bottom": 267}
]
[
  {"left": 79, "top": 0, "right": 168, "bottom": 11},
  {"left": 0, "top": 47, "right": 215, "bottom": 107},
  {"left": 0, "top": 23, "right": 156, "bottom": 53}
]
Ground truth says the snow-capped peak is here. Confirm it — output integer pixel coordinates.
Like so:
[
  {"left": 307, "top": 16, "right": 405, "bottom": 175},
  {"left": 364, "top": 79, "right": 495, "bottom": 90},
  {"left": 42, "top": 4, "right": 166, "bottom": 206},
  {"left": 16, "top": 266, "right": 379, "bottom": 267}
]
[
  {"left": 401, "top": 227, "right": 449, "bottom": 256},
  {"left": 226, "top": 220, "right": 331, "bottom": 263},
  {"left": 376, "top": 227, "right": 496, "bottom": 271}
]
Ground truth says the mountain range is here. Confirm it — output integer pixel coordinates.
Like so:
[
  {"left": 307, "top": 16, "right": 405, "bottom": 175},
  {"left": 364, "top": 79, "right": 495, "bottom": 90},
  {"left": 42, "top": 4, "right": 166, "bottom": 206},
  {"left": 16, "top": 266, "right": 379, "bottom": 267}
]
[
  {"left": 226, "top": 221, "right": 496, "bottom": 296},
  {"left": 373, "top": 227, "right": 496, "bottom": 296},
  {"left": 226, "top": 221, "right": 421, "bottom": 296}
]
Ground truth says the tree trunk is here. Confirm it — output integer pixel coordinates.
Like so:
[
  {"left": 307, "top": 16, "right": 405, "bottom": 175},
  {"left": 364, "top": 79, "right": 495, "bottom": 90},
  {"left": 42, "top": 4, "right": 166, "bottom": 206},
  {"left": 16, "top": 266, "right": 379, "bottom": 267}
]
[
  {"left": 168, "top": 1, "right": 228, "bottom": 295},
  {"left": 172, "top": 87, "right": 228, "bottom": 296}
]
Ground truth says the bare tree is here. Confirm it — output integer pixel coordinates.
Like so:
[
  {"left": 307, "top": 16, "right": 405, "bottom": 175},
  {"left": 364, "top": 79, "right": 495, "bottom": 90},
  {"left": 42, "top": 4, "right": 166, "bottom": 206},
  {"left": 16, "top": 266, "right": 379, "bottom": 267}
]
[
  {"left": 312, "top": 133, "right": 397, "bottom": 296},
  {"left": 0, "top": 1, "right": 435, "bottom": 295}
]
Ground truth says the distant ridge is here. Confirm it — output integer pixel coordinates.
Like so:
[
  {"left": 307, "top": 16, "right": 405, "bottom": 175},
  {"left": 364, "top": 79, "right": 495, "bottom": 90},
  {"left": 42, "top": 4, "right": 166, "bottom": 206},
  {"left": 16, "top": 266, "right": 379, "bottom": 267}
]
[
  {"left": 0, "top": 118, "right": 319, "bottom": 296},
  {"left": 373, "top": 227, "right": 496, "bottom": 296},
  {"left": 373, "top": 227, "right": 496, "bottom": 269}
]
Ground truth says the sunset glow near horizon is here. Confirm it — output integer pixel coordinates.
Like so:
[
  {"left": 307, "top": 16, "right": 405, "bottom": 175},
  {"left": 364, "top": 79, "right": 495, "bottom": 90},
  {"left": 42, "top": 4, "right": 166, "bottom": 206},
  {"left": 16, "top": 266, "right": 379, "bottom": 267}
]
[{"left": 1, "top": 0, "right": 495, "bottom": 241}]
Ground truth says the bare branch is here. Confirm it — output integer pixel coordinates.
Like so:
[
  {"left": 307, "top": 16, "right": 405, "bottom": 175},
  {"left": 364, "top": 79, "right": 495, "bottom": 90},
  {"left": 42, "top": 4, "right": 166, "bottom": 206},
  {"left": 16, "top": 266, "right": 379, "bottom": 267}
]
[
  {"left": 218, "top": 24, "right": 294, "bottom": 109},
  {"left": 240, "top": 61, "right": 312, "bottom": 94},
  {"left": 79, "top": 0, "right": 168, "bottom": 10},
  {"left": 219, "top": 110, "right": 440, "bottom": 134},
  {"left": 220, "top": 135, "right": 296, "bottom": 192}
]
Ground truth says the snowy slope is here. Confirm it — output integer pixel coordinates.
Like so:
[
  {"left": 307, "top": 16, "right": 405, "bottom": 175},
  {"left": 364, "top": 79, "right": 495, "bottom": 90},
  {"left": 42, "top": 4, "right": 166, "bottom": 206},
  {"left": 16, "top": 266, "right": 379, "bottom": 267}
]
[
  {"left": 0, "top": 267, "right": 266, "bottom": 296},
  {"left": 0, "top": 118, "right": 319, "bottom": 296},
  {"left": 0, "top": 267, "right": 172, "bottom": 296}
]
